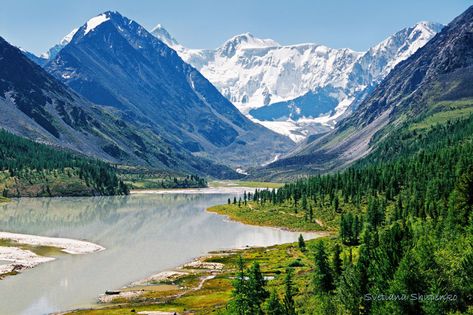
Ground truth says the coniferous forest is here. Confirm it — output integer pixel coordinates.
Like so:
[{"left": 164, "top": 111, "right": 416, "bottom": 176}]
[
  {"left": 0, "top": 129, "right": 128, "bottom": 197},
  {"left": 223, "top": 115, "right": 473, "bottom": 314}
]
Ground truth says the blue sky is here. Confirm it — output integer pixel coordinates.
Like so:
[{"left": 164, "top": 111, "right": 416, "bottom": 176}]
[{"left": 0, "top": 0, "right": 471, "bottom": 55}]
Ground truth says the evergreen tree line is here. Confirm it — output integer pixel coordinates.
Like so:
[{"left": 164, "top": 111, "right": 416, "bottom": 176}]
[
  {"left": 156, "top": 174, "right": 207, "bottom": 189},
  {"left": 0, "top": 129, "right": 128, "bottom": 195},
  {"left": 227, "top": 115, "right": 473, "bottom": 314}
]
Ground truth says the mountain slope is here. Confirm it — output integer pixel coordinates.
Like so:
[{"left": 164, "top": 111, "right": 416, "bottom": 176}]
[
  {"left": 257, "top": 5, "right": 473, "bottom": 180},
  {"left": 46, "top": 11, "right": 293, "bottom": 169},
  {"left": 0, "top": 128, "right": 128, "bottom": 197},
  {"left": 0, "top": 35, "right": 238, "bottom": 178},
  {"left": 152, "top": 23, "right": 443, "bottom": 141}
]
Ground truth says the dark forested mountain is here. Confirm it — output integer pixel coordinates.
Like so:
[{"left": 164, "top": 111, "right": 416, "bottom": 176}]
[
  {"left": 45, "top": 11, "right": 293, "bottom": 169},
  {"left": 258, "top": 5, "right": 473, "bottom": 180},
  {"left": 0, "top": 35, "right": 237, "bottom": 178}
]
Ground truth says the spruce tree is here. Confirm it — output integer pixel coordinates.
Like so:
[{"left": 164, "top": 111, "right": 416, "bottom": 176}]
[
  {"left": 265, "top": 290, "right": 284, "bottom": 315},
  {"left": 247, "top": 262, "right": 268, "bottom": 314},
  {"left": 231, "top": 256, "right": 249, "bottom": 315},
  {"left": 314, "top": 241, "right": 334, "bottom": 293},
  {"left": 332, "top": 243, "right": 343, "bottom": 279},
  {"left": 298, "top": 234, "right": 306, "bottom": 252},
  {"left": 283, "top": 268, "right": 297, "bottom": 315}
]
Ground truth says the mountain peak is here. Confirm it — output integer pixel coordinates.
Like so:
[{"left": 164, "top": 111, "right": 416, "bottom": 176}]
[
  {"left": 409, "top": 21, "right": 444, "bottom": 41},
  {"left": 224, "top": 32, "right": 279, "bottom": 49},
  {"left": 39, "top": 27, "right": 79, "bottom": 59},
  {"left": 150, "top": 24, "right": 179, "bottom": 47},
  {"left": 357, "top": 20, "right": 444, "bottom": 82},
  {"left": 218, "top": 32, "right": 279, "bottom": 57},
  {"left": 75, "top": 11, "right": 131, "bottom": 38},
  {"left": 82, "top": 12, "right": 112, "bottom": 35},
  {"left": 415, "top": 20, "right": 444, "bottom": 32}
]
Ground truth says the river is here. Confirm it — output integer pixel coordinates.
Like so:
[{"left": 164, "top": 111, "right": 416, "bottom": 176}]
[{"left": 0, "top": 189, "right": 319, "bottom": 315}]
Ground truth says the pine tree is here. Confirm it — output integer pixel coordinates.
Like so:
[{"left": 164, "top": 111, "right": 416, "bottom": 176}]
[
  {"left": 334, "top": 195, "right": 340, "bottom": 213},
  {"left": 231, "top": 256, "right": 249, "bottom": 315},
  {"left": 247, "top": 262, "right": 268, "bottom": 314},
  {"left": 298, "top": 234, "right": 306, "bottom": 252},
  {"left": 314, "top": 241, "right": 334, "bottom": 293},
  {"left": 283, "top": 268, "right": 297, "bottom": 315},
  {"left": 337, "top": 264, "right": 362, "bottom": 315},
  {"left": 301, "top": 194, "right": 307, "bottom": 210},
  {"left": 388, "top": 253, "right": 426, "bottom": 315},
  {"left": 265, "top": 290, "right": 284, "bottom": 315},
  {"left": 332, "top": 243, "right": 343, "bottom": 279},
  {"left": 453, "top": 166, "right": 473, "bottom": 226}
]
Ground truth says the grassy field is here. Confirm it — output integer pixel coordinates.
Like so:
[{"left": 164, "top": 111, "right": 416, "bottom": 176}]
[
  {"left": 66, "top": 237, "right": 338, "bottom": 315},
  {"left": 208, "top": 202, "right": 328, "bottom": 232},
  {"left": 206, "top": 195, "right": 362, "bottom": 232},
  {"left": 410, "top": 99, "right": 473, "bottom": 130}
]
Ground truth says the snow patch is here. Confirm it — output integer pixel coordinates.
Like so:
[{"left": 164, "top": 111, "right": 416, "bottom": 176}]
[
  {"left": 84, "top": 14, "right": 110, "bottom": 35},
  {"left": 235, "top": 168, "right": 249, "bottom": 175},
  {"left": 61, "top": 27, "right": 79, "bottom": 45}
]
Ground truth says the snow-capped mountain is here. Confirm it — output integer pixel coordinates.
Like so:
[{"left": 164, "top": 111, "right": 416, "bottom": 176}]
[
  {"left": 34, "top": 20, "right": 443, "bottom": 142},
  {"left": 151, "top": 22, "right": 443, "bottom": 141},
  {"left": 22, "top": 27, "right": 79, "bottom": 66},
  {"left": 45, "top": 11, "right": 292, "bottom": 170},
  {"left": 348, "top": 21, "right": 444, "bottom": 89},
  {"left": 41, "top": 27, "right": 78, "bottom": 59},
  {"left": 151, "top": 28, "right": 361, "bottom": 113},
  {"left": 260, "top": 7, "right": 473, "bottom": 180}
]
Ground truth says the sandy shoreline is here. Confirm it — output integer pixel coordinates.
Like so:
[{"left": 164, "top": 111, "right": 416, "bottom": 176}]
[{"left": 0, "top": 232, "right": 105, "bottom": 277}]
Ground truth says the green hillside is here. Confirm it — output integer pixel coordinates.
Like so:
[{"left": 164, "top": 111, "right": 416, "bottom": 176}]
[
  {"left": 0, "top": 129, "right": 128, "bottom": 197},
  {"left": 218, "top": 114, "right": 473, "bottom": 314}
]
